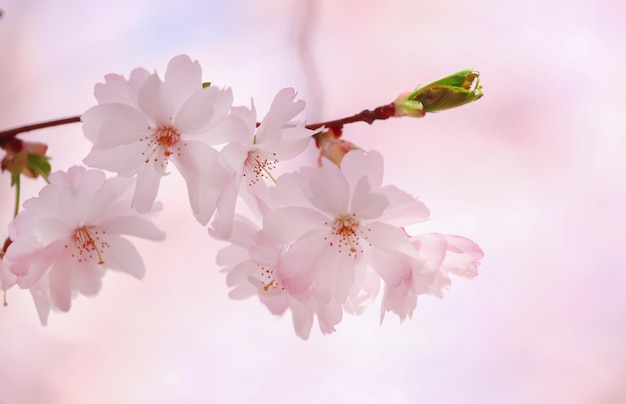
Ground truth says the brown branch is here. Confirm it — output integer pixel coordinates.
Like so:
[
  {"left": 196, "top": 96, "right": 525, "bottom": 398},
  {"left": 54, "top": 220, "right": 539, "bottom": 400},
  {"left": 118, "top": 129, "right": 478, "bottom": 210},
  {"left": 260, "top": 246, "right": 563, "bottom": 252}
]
[
  {"left": 0, "top": 116, "right": 81, "bottom": 146},
  {"left": 0, "top": 102, "right": 398, "bottom": 147},
  {"left": 305, "top": 103, "right": 396, "bottom": 131}
]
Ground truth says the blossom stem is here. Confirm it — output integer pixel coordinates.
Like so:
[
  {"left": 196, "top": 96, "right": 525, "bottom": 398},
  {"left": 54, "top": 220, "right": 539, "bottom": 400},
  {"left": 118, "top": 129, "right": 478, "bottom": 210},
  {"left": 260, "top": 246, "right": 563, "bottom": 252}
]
[
  {"left": 13, "top": 175, "right": 20, "bottom": 218},
  {"left": 0, "top": 102, "right": 398, "bottom": 144},
  {"left": 305, "top": 103, "right": 396, "bottom": 131},
  {"left": 0, "top": 116, "right": 81, "bottom": 145}
]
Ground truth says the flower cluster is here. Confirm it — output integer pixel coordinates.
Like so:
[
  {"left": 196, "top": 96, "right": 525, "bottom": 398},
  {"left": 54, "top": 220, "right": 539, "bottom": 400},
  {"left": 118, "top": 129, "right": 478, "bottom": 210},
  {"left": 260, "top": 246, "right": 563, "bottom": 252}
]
[
  {"left": 0, "top": 55, "right": 483, "bottom": 335},
  {"left": 82, "top": 55, "right": 312, "bottom": 238},
  {"left": 214, "top": 150, "right": 482, "bottom": 338}
]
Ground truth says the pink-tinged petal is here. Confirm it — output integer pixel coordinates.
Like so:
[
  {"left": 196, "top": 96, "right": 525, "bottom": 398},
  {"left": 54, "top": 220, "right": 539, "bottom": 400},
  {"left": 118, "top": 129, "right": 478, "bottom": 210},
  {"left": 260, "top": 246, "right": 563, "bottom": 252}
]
[
  {"left": 270, "top": 172, "right": 312, "bottom": 208},
  {"left": 439, "top": 235, "right": 483, "bottom": 279},
  {"left": 258, "top": 294, "right": 289, "bottom": 316},
  {"left": 83, "top": 142, "right": 146, "bottom": 176},
  {"left": 58, "top": 188, "right": 92, "bottom": 228},
  {"left": 202, "top": 113, "right": 250, "bottom": 145},
  {"left": 164, "top": 55, "right": 202, "bottom": 110},
  {"left": 94, "top": 68, "right": 150, "bottom": 106},
  {"left": 228, "top": 282, "right": 258, "bottom": 300},
  {"left": 444, "top": 234, "right": 485, "bottom": 260},
  {"left": 219, "top": 141, "right": 248, "bottom": 173},
  {"left": 211, "top": 173, "right": 241, "bottom": 239},
  {"left": 248, "top": 242, "right": 281, "bottom": 267},
  {"left": 82, "top": 103, "right": 152, "bottom": 147},
  {"left": 381, "top": 282, "right": 417, "bottom": 323},
  {"left": 345, "top": 267, "right": 380, "bottom": 315},
  {"left": 215, "top": 217, "right": 259, "bottom": 249},
  {"left": 290, "top": 298, "right": 315, "bottom": 340},
  {"left": 138, "top": 74, "right": 175, "bottom": 125},
  {"left": 331, "top": 252, "right": 358, "bottom": 304},
  {"left": 312, "top": 256, "right": 334, "bottom": 304},
  {"left": 341, "top": 149, "right": 384, "bottom": 191},
  {"left": 173, "top": 140, "right": 226, "bottom": 225},
  {"left": 100, "top": 216, "right": 165, "bottom": 240},
  {"left": 350, "top": 177, "right": 388, "bottom": 219},
  {"left": 174, "top": 86, "right": 232, "bottom": 135},
  {"left": 230, "top": 104, "right": 257, "bottom": 132},
  {"left": 9, "top": 239, "right": 65, "bottom": 283},
  {"left": 256, "top": 88, "right": 305, "bottom": 144},
  {"left": 412, "top": 233, "right": 447, "bottom": 270},
  {"left": 30, "top": 281, "right": 51, "bottom": 326},
  {"left": 428, "top": 273, "right": 453, "bottom": 298},
  {"left": 367, "top": 222, "right": 420, "bottom": 259},
  {"left": 226, "top": 261, "right": 259, "bottom": 288},
  {"left": 216, "top": 245, "right": 245, "bottom": 266},
  {"left": 128, "top": 68, "right": 151, "bottom": 92},
  {"left": 379, "top": 185, "right": 430, "bottom": 225},
  {"left": 268, "top": 126, "right": 314, "bottom": 160},
  {"left": 132, "top": 163, "right": 164, "bottom": 213},
  {"left": 88, "top": 177, "right": 134, "bottom": 223},
  {"left": 261, "top": 207, "right": 327, "bottom": 244},
  {"left": 278, "top": 230, "right": 329, "bottom": 296},
  {"left": 317, "top": 301, "right": 342, "bottom": 335},
  {"left": 312, "top": 248, "right": 356, "bottom": 304},
  {"left": 0, "top": 260, "right": 17, "bottom": 292},
  {"left": 303, "top": 163, "right": 350, "bottom": 215},
  {"left": 49, "top": 253, "right": 73, "bottom": 312},
  {"left": 368, "top": 246, "right": 414, "bottom": 285},
  {"left": 72, "top": 263, "right": 103, "bottom": 296},
  {"left": 103, "top": 235, "right": 146, "bottom": 279},
  {"left": 441, "top": 252, "right": 480, "bottom": 278},
  {"left": 34, "top": 218, "right": 73, "bottom": 246}
]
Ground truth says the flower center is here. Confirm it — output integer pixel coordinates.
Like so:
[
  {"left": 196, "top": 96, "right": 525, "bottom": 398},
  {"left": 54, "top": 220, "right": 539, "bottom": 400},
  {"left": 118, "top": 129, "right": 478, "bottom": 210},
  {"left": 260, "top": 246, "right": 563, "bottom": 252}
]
[
  {"left": 242, "top": 149, "right": 279, "bottom": 185},
  {"left": 66, "top": 226, "right": 107, "bottom": 264},
  {"left": 259, "top": 264, "right": 285, "bottom": 292},
  {"left": 140, "top": 125, "right": 185, "bottom": 169},
  {"left": 325, "top": 213, "right": 370, "bottom": 258}
]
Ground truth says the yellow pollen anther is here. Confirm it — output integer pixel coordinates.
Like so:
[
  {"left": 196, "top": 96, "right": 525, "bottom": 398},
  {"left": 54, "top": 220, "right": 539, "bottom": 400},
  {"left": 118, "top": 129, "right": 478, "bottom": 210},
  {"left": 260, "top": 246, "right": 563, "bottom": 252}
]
[{"left": 259, "top": 265, "right": 285, "bottom": 292}]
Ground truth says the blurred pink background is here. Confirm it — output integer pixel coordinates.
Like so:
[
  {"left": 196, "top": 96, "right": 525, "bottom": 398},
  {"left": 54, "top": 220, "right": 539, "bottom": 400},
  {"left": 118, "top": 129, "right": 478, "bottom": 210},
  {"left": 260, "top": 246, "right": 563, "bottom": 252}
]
[{"left": 1, "top": 0, "right": 625, "bottom": 403}]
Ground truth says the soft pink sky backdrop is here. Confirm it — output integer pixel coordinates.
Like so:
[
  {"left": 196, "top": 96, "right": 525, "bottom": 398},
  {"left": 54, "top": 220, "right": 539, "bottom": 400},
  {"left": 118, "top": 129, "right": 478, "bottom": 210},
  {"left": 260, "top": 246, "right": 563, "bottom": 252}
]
[{"left": 1, "top": 0, "right": 625, "bottom": 403}]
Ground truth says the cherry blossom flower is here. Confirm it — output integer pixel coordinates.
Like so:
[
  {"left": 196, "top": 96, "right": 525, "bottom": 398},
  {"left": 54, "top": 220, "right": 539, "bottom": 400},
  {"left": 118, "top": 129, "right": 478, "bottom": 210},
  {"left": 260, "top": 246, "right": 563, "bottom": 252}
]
[
  {"left": 216, "top": 217, "right": 316, "bottom": 339},
  {"left": 0, "top": 256, "right": 17, "bottom": 295},
  {"left": 213, "top": 148, "right": 484, "bottom": 337},
  {"left": 261, "top": 149, "right": 429, "bottom": 302},
  {"left": 82, "top": 54, "right": 248, "bottom": 225},
  {"left": 313, "top": 127, "right": 358, "bottom": 166},
  {"left": 3, "top": 166, "right": 164, "bottom": 324},
  {"left": 216, "top": 216, "right": 380, "bottom": 339},
  {"left": 213, "top": 88, "right": 314, "bottom": 238},
  {"left": 216, "top": 150, "right": 427, "bottom": 336},
  {"left": 379, "top": 233, "right": 483, "bottom": 322}
]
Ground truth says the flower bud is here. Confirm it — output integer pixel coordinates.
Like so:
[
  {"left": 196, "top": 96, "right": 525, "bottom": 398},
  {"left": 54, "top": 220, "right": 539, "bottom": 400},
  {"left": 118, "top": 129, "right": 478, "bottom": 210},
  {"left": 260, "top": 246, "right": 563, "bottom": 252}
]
[
  {"left": 393, "top": 91, "right": 426, "bottom": 118},
  {"left": 402, "top": 69, "right": 483, "bottom": 114},
  {"left": 1, "top": 139, "right": 50, "bottom": 179},
  {"left": 314, "top": 128, "right": 359, "bottom": 166}
]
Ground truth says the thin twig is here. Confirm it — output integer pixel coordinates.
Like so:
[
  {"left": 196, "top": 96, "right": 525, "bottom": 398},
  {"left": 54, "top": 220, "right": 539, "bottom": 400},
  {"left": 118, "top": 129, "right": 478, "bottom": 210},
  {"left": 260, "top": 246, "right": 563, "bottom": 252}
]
[
  {"left": 0, "top": 116, "right": 81, "bottom": 145},
  {"left": 305, "top": 104, "right": 396, "bottom": 131}
]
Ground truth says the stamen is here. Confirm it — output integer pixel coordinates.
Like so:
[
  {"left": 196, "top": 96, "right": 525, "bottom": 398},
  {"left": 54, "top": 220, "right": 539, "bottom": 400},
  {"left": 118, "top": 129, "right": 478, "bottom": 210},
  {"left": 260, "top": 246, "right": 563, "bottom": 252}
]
[
  {"left": 243, "top": 149, "right": 279, "bottom": 185},
  {"left": 259, "top": 265, "right": 285, "bottom": 292},
  {"left": 139, "top": 124, "right": 185, "bottom": 169},
  {"left": 325, "top": 213, "right": 371, "bottom": 258},
  {"left": 67, "top": 226, "right": 108, "bottom": 265}
]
